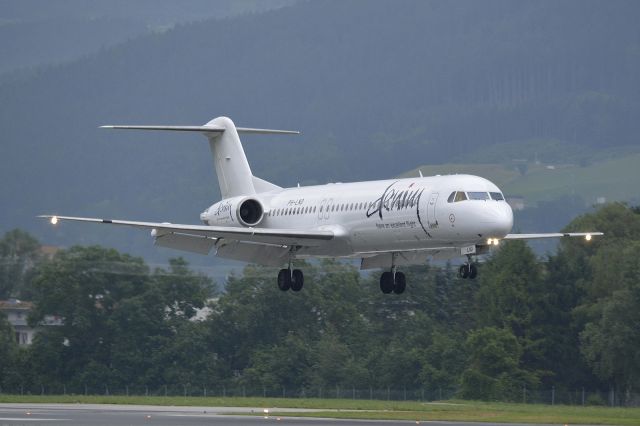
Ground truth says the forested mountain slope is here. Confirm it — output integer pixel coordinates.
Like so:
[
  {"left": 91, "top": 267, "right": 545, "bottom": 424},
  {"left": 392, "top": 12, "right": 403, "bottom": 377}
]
[{"left": 1, "top": 0, "right": 638, "bottom": 263}]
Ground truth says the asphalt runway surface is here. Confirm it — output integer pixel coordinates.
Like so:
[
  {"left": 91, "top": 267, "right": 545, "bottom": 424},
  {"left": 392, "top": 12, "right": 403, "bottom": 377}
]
[{"left": 0, "top": 403, "right": 566, "bottom": 426}]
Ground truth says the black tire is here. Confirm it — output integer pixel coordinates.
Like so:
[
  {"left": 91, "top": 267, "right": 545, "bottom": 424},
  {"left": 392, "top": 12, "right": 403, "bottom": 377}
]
[
  {"left": 468, "top": 264, "right": 478, "bottom": 279},
  {"left": 393, "top": 272, "right": 406, "bottom": 294},
  {"left": 277, "top": 268, "right": 291, "bottom": 291},
  {"left": 291, "top": 269, "right": 304, "bottom": 291},
  {"left": 380, "top": 271, "right": 394, "bottom": 294},
  {"left": 458, "top": 264, "right": 469, "bottom": 279}
]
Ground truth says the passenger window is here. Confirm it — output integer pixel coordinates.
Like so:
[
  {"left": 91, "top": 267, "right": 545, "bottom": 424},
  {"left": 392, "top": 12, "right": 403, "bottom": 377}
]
[
  {"left": 468, "top": 192, "right": 489, "bottom": 200},
  {"left": 454, "top": 191, "right": 467, "bottom": 202},
  {"left": 490, "top": 192, "right": 504, "bottom": 201},
  {"left": 447, "top": 192, "right": 456, "bottom": 203}
]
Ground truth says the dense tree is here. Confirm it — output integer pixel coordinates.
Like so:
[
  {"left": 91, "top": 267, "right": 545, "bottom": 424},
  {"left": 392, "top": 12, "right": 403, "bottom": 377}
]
[
  {"left": 0, "top": 311, "right": 20, "bottom": 389},
  {"left": 0, "top": 229, "right": 41, "bottom": 299},
  {"left": 3, "top": 204, "right": 640, "bottom": 398},
  {"left": 579, "top": 242, "right": 640, "bottom": 393},
  {"left": 556, "top": 204, "right": 640, "bottom": 391},
  {"left": 460, "top": 327, "right": 537, "bottom": 400},
  {"left": 26, "top": 246, "right": 212, "bottom": 390}
]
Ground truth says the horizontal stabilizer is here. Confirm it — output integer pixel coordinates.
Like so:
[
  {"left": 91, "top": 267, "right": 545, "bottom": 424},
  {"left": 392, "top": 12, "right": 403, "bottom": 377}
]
[{"left": 100, "top": 125, "right": 299, "bottom": 135}]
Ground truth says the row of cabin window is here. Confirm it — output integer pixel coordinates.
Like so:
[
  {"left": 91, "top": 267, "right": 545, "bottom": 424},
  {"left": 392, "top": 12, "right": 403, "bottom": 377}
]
[
  {"left": 447, "top": 191, "right": 505, "bottom": 203},
  {"left": 268, "top": 201, "right": 376, "bottom": 217}
]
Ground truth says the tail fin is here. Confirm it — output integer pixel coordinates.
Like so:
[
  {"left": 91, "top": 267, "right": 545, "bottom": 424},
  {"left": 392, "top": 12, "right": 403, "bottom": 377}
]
[{"left": 101, "top": 116, "right": 297, "bottom": 199}]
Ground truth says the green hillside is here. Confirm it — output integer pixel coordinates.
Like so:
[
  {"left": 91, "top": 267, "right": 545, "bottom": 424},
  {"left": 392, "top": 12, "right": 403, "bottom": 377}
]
[
  {"left": 1, "top": 0, "right": 638, "bottom": 261},
  {"left": 404, "top": 153, "right": 640, "bottom": 207}
]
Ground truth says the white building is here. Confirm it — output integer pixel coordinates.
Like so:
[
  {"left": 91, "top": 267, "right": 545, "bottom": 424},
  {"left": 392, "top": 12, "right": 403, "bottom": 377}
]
[{"left": 0, "top": 299, "right": 62, "bottom": 345}]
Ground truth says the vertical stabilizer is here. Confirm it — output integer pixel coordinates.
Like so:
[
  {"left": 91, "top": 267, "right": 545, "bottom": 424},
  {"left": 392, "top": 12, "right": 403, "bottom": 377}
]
[
  {"left": 205, "top": 116, "right": 255, "bottom": 199},
  {"left": 100, "top": 116, "right": 298, "bottom": 199}
]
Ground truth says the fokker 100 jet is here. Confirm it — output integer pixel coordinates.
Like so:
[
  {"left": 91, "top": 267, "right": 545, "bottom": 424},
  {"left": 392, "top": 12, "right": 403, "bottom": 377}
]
[{"left": 41, "top": 116, "right": 602, "bottom": 294}]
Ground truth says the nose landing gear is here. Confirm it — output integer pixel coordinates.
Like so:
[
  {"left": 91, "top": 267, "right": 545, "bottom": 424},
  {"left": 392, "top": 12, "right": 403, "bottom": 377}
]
[{"left": 458, "top": 255, "right": 478, "bottom": 279}]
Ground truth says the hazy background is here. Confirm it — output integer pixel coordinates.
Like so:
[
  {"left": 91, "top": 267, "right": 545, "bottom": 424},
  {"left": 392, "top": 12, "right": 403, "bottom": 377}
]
[{"left": 1, "top": 0, "right": 639, "bottom": 278}]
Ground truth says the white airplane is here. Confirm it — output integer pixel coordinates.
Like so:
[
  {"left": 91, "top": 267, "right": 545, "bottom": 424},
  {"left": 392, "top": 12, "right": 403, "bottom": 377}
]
[{"left": 41, "top": 116, "right": 602, "bottom": 294}]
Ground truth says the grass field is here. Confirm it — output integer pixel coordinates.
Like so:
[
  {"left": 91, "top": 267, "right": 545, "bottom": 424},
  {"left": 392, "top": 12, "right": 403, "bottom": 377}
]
[{"left": 0, "top": 395, "right": 638, "bottom": 425}]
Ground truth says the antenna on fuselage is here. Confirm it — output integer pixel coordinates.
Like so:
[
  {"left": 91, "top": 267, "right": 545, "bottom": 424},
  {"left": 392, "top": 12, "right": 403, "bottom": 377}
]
[{"left": 418, "top": 169, "right": 423, "bottom": 178}]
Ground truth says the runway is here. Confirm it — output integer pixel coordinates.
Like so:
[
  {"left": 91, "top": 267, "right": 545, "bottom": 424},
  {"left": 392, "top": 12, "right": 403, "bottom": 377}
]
[{"left": 0, "top": 403, "right": 566, "bottom": 426}]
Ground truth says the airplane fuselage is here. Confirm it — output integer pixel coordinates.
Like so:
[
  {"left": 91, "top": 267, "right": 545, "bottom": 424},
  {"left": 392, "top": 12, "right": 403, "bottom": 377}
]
[{"left": 201, "top": 174, "right": 513, "bottom": 259}]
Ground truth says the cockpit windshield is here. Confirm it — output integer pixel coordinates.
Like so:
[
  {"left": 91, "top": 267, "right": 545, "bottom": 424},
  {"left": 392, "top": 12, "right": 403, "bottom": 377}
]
[
  {"left": 448, "top": 191, "right": 505, "bottom": 202},
  {"left": 467, "top": 192, "right": 489, "bottom": 200}
]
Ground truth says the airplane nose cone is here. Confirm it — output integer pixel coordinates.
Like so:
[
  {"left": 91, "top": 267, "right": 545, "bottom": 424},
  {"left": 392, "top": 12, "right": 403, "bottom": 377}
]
[
  {"left": 500, "top": 203, "right": 514, "bottom": 235},
  {"left": 482, "top": 202, "right": 513, "bottom": 237}
]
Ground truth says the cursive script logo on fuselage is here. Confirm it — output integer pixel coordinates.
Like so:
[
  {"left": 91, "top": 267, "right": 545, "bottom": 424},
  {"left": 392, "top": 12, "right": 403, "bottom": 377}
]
[
  {"left": 213, "top": 201, "right": 234, "bottom": 222},
  {"left": 366, "top": 181, "right": 431, "bottom": 238}
]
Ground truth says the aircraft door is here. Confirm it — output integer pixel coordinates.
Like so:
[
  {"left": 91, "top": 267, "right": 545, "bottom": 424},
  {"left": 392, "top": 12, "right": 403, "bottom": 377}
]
[{"left": 427, "top": 192, "right": 439, "bottom": 229}]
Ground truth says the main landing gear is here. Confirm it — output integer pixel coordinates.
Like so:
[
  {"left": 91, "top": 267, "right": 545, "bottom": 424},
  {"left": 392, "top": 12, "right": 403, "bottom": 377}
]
[
  {"left": 379, "top": 269, "right": 406, "bottom": 294},
  {"left": 379, "top": 253, "right": 406, "bottom": 294},
  {"left": 277, "top": 267, "right": 304, "bottom": 292}
]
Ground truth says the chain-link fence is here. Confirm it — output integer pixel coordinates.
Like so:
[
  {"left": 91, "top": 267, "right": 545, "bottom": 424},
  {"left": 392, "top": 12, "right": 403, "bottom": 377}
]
[{"left": 1, "top": 383, "right": 638, "bottom": 407}]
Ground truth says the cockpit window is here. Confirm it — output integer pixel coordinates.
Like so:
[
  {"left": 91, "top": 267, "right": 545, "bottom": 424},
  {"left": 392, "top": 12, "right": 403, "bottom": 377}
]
[
  {"left": 490, "top": 192, "right": 505, "bottom": 201},
  {"left": 447, "top": 192, "right": 456, "bottom": 203},
  {"left": 467, "top": 192, "right": 489, "bottom": 200},
  {"left": 454, "top": 191, "right": 468, "bottom": 202}
]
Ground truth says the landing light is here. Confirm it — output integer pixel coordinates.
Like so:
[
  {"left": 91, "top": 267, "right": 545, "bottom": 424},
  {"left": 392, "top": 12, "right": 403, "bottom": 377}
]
[
  {"left": 585, "top": 234, "right": 592, "bottom": 241},
  {"left": 487, "top": 238, "right": 500, "bottom": 246},
  {"left": 50, "top": 216, "right": 58, "bottom": 225}
]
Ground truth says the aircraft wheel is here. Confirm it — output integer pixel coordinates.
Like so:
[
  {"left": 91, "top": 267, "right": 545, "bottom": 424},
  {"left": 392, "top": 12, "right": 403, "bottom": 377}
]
[
  {"left": 458, "top": 264, "right": 469, "bottom": 279},
  {"left": 291, "top": 269, "right": 304, "bottom": 291},
  {"left": 393, "top": 272, "right": 406, "bottom": 294},
  {"left": 380, "top": 271, "right": 394, "bottom": 294},
  {"left": 277, "top": 268, "right": 291, "bottom": 291},
  {"left": 468, "top": 264, "right": 478, "bottom": 279}
]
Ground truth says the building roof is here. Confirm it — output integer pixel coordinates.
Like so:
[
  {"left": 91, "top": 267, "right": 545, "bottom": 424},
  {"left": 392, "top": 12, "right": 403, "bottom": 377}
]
[{"left": 0, "top": 299, "right": 34, "bottom": 310}]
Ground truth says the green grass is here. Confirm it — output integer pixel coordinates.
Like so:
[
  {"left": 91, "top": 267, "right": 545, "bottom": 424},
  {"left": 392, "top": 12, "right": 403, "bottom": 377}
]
[{"left": 1, "top": 395, "right": 638, "bottom": 425}]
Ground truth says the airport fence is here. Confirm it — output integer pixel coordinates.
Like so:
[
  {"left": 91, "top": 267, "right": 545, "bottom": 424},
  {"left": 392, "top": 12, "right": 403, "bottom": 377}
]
[{"left": 1, "top": 384, "right": 638, "bottom": 407}]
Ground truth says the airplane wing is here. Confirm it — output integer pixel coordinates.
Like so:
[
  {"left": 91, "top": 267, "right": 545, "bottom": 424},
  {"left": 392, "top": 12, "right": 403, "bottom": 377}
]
[
  {"left": 38, "top": 215, "right": 333, "bottom": 247},
  {"left": 503, "top": 232, "right": 603, "bottom": 240}
]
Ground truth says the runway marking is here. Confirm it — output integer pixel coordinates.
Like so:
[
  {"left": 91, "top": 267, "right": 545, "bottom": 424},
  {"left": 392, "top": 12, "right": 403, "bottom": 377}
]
[{"left": 0, "top": 418, "right": 70, "bottom": 421}]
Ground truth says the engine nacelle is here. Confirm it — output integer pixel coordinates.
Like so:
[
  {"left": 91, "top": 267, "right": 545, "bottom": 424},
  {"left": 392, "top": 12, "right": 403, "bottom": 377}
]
[
  {"left": 201, "top": 196, "right": 265, "bottom": 227},
  {"left": 236, "top": 198, "right": 264, "bottom": 226}
]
